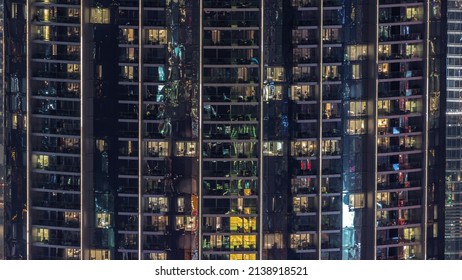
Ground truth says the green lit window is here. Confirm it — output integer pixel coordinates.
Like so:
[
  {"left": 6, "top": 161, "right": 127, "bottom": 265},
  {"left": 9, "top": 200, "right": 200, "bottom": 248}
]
[{"left": 90, "top": 8, "right": 110, "bottom": 24}]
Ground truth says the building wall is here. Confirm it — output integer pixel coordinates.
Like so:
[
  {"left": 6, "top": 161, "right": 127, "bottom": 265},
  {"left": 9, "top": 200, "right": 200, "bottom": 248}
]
[
  {"left": 1, "top": 0, "right": 447, "bottom": 260},
  {"left": 445, "top": 0, "right": 462, "bottom": 260}
]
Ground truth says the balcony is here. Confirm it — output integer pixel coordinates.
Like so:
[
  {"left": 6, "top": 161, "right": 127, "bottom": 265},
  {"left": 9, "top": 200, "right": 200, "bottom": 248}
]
[
  {"left": 33, "top": 0, "right": 80, "bottom": 5},
  {"left": 378, "top": 70, "right": 423, "bottom": 80},
  {"left": 202, "top": 207, "right": 258, "bottom": 215},
  {"left": 33, "top": 108, "right": 80, "bottom": 118},
  {"left": 377, "top": 199, "right": 422, "bottom": 210},
  {"left": 378, "top": 88, "right": 422, "bottom": 99},
  {"left": 33, "top": 34, "right": 80, "bottom": 43},
  {"left": 32, "top": 219, "right": 80, "bottom": 229},
  {"left": 33, "top": 238, "right": 80, "bottom": 248},
  {"left": 378, "top": 125, "right": 421, "bottom": 136},
  {"left": 378, "top": 145, "right": 419, "bottom": 154},
  {"left": 323, "top": 0, "right": 343, "bottom": 7},
  {"left": 377, "top": 162, "right": 422, "bottom": 172},
  {"left": 204, "top": 20, "right": 259, "bottom": 29},
  {"left": 32, "top": 200, "right": 80, "bottom": 211},
  {"left": 33, "top": 181, "right": 80, "bottom": 192},
  {"left": 32, "top": 16, "right": 80, "bottom": 25},
  {"left": 34, "top": 164, "right": 80, "bottom": 174},
  {"left": 32, "top": 145, "right": 80, "bottom": 155},
  {"left": 379, "top": 33, "right": 422, "bottom": 43},
  {"left": 203, "top": 0, "right": 259, "bottom": 8},
  {"left": 376, "top": 218, "right": 421, "bottom": 228},
  {"left": 379, "top": 15, "right": 423, "bottom": 24},
  {"left": 377, "top": 180, "right": 421, "bottom": 191}
]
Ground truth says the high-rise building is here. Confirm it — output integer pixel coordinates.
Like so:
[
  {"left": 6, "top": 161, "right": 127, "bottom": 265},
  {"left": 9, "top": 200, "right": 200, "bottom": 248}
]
[
  {"left": 445, "top": 0, "right": 462, "bottom": 260},
  {"left": 1, "top": 0, "right": 447, "bottom": 260},
  {"left": 0, "top": 0, "right": 4, "bottom": 261}
]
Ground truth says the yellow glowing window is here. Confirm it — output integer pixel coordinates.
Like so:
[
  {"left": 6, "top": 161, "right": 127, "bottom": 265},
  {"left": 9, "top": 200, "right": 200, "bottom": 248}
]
[
  {"left": 12, "top": 113, "right": 18, "bottom": 129},
  {"left": 263, "top": 141, "right": 283, "bottom": 156},
  {"left": 41, "top": 26, "right": 51, "bottom": 41},
  {"left": 33, "top": 155, "right": 49, "bottom": 169},
  {"left": 147, "top": 29, "right": 167, "bottom": 44},
  {"left": 148, "top": 253, "right": 167, "bottom": 260},
  {"left": 68, "top": 8, "right": 80, "bottom": 18},
  {"left": 67, "top": 64, "right": 80, "bottom": 73},
  {"left": 96, "top": 212, "right": 111, "bottom": 228},
  {"left": 264, "top": 233, "right": 283, "bottom": 249},
  {"left": 90, "top": 8, "right": 110, "bottom": 24},
  {"left": 66, "top": 249, "right": 81, "bottom": 260},
  {"left": 123, "top": 28, "right": 135, "bottom": 43},
  {"left": 123, "top": 66, "right": 134, "bottom": 80},
  {"left": 230, "top": 254, "right": 243, "bottom": 260},
  {"left": 349, "top": 193, "right": 365, "bottom": 209},
  {"left": 32, "top": 228, "right": 49, "bottom": 242},
  {"left": 175, "top": 142, "right": 197, "bottom": 156},
  {"left": 65, "top": 212, "right": 80, "bottom": 224},
  {"left": 230, "top": 254, "right": 256, "bottom": 260},
  {"left": 346, "top": 45, "right": 367, "bottom": 61},
  {"left": 90, "top": 249, "right": 110, "bottom": 260},
  {"left": 347, "top": 119, "right": 365, "bottom": 135}
]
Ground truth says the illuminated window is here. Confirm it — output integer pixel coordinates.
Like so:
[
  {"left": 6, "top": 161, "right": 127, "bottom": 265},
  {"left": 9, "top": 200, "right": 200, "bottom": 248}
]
[
  {"left": 266, "top": 67, "right": 284, "bottom": 82},
  {"left": 406, "top": 7, "right": 422, "bottom": 20},
  {"left": 347, "top": 120, "right": 365, "bottom": 135},
  {"left": 12, "top": 3, "right": 18, "bottom": 19},
  {"left": 264, "top": 233, "right": 283, "bottom": 249},
  {"left": 211, "top": 30, "right": 221, "bottom": 44},
  {"left": 67, "top": 82, "right": 80, "bottom": 92},
  {"left": 230, "top": 253, "right": 256, "bottom": 260},
  {"left": 348, "top": 101, "right": 366, "bottom": 117},
  {"left": 147, "top": 253, "right": 167, "bottom": 260},
  {"left": 177, "top": 197, "right": 185, "bottom": 212},
  {"left": 346, "top": 45, "right": 367, "bottom": 61},
  {"left": 351, "top": 64, "right": 361, "bottom": 79},
  {"left": 68, "top": 8, "right": 80, "bottom": 19},
  {"left": 32, "top": 228, "right": 49, "bottom": 242},
  {"left": 65, "top": 212, "right": 80, "bottom": 225},
  {"left": 175, "top": 216, "right": 196, "bottom": 231},
  {"left": 349, "top": 193, "right": 365, "bottom": 209},
  {"left": 230, "top": 216, "right": 256, "bottom": 233},
  {"left": 122, "top": 28, "right": 136, "bottom": 43},
  {"left": 175, "top": 142, "right": 197, "bottom": 156},
  {"left": 66, "top": 249, "right": 81, "bottom": 260},
  {"left": 39, "top": 25, "right": 51, "bottom": 41},
  {"left": 322, "top": 140, "right": 340, "bottom": 155},
  {"left": 146, "top": 141, "right": 168, "bottom": 157},
  {"left": 32, "top": 154, "right": 49, "bottom": 169},
  {"left": 323, "top": 28, "right": 340, "bottom": 43},
  {"left": 263, "top": 141, "right": 283, "bottom": 156},
  {"left": 12, "top": 113, "right": 18, "bottom": 129},
  {"left": 67, "top": 64, "right": 80, "bottom": 73},
  {"left": 146, "top": 216, "right": 168, "bottom": 231},
  {"left": 293, "top": 197, "right": 311, "bottom": 212},
  {"left": 230, "top": 235, "right": 256, "bottom": 250},
  {"left": 290, "top": 233, "right": 313, "bottom": 249},
  {"left": 146, "top": 29, "right": 167, "bottom": 44},
  {"left": 378, "top": 45, "right": 391, "bottom": 58},
  {"left": 90, "top": 8, "right": 110, "bottom": 24},
  {"left": 147, "top": 197, "right": 168, "bottom": 212},
  {"left": 322, "top": 65, "right": 339, "bottom": 80},
  {"left": 291, "top": 85, "right": 314, "bottom": 101},
  {"left": 123, "top": 66, "right": 134, "bottom": 80},
  {"left": 291, "top": 141, "right": 316, "bottom": 157},
  {"left": 126, "top": 47, "right": 136, "bottom": 62},
  {"left": 406, "top": 44, "right": 421, "bottom": 58},
  {"left": 96, "top": 212, "right": 111, "bottom": 228},
  {"left": 90, "top": 249, "right": 110, "bottom": 260},
  {"left": 263, "top": 84, "right": 283, "bottom": 101}
]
